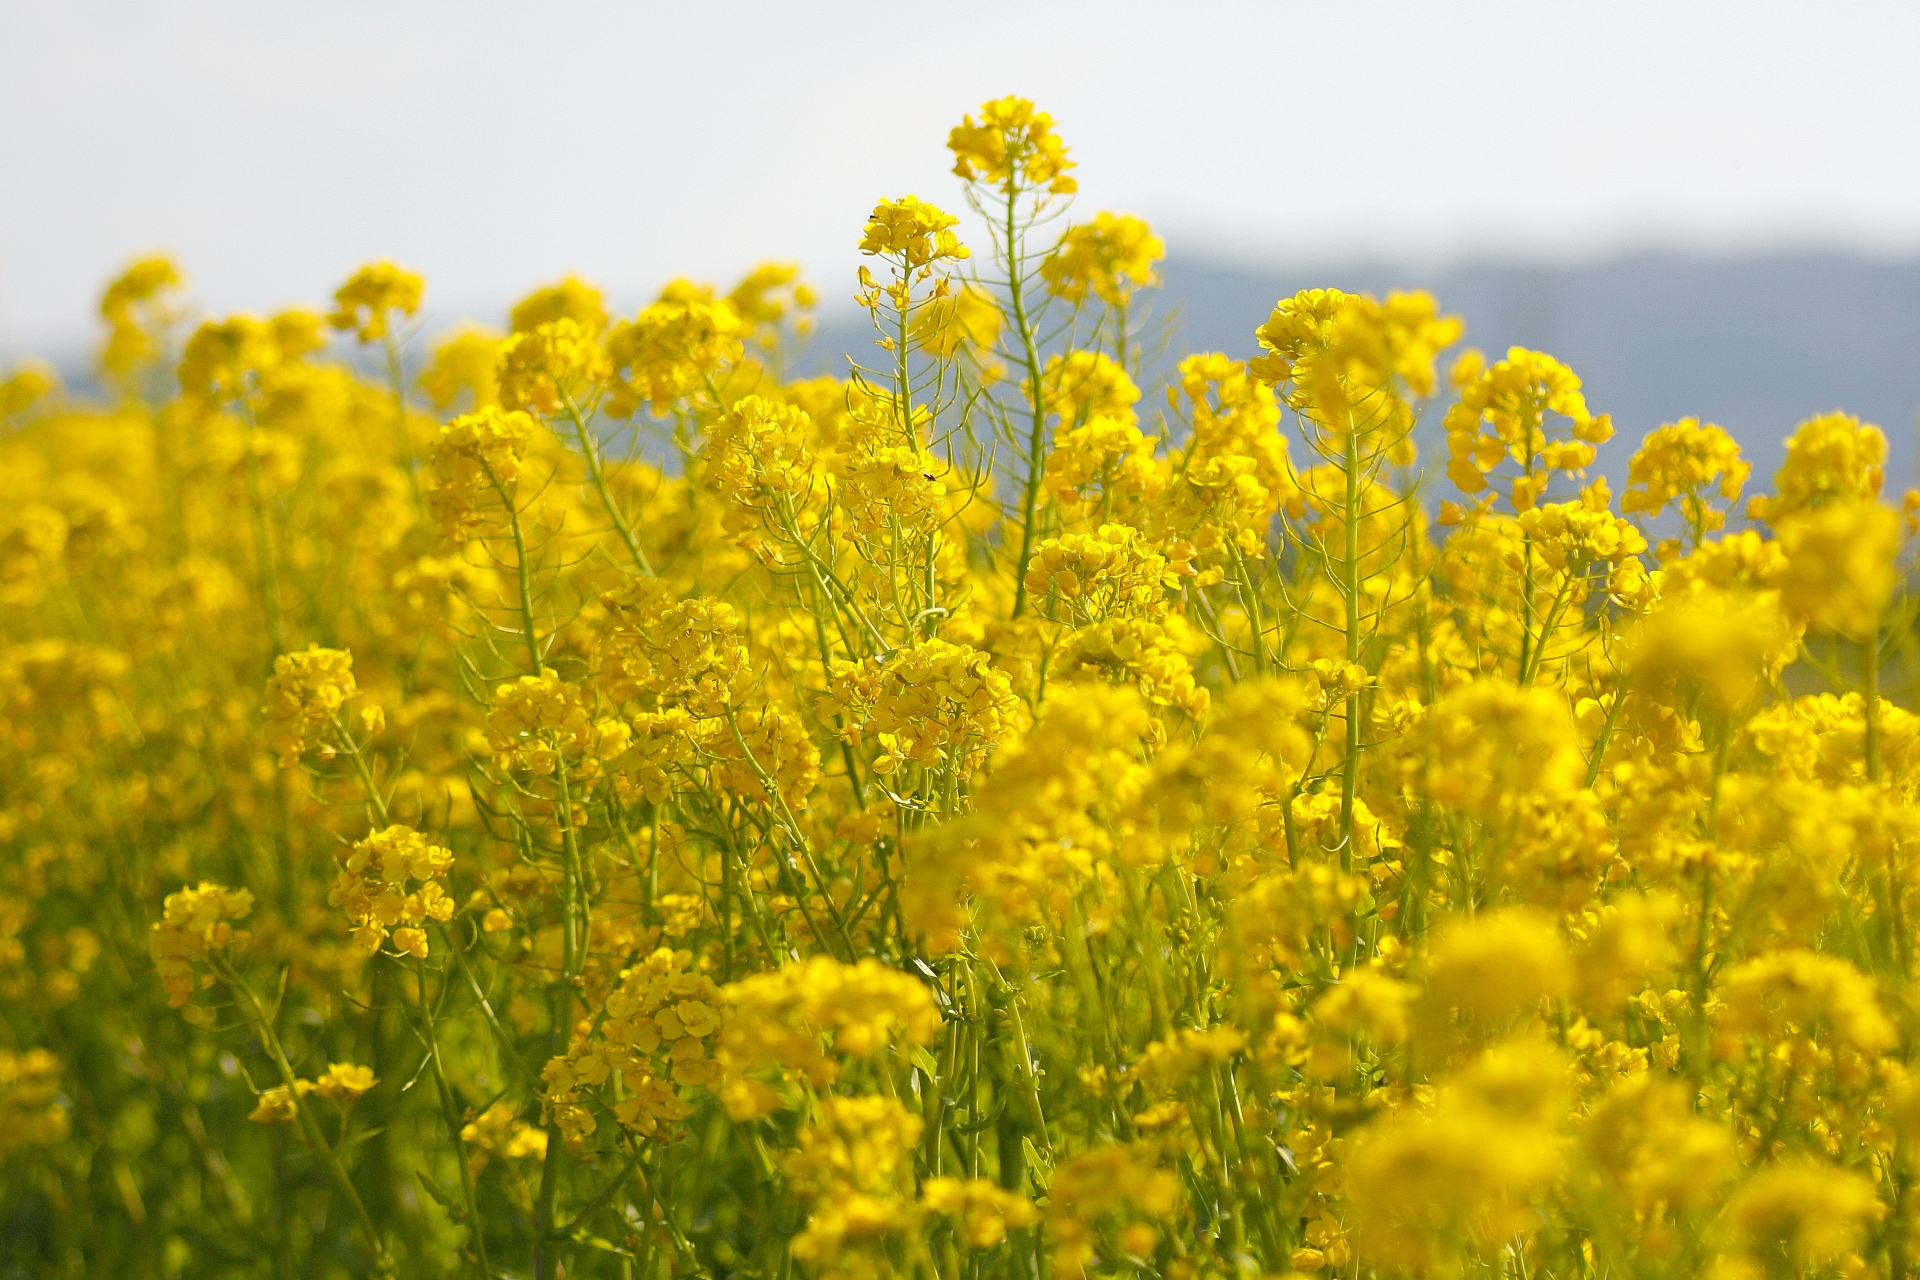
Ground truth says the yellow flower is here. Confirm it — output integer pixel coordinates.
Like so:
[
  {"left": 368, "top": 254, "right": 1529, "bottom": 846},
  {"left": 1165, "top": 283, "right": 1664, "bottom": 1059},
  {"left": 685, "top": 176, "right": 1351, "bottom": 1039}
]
[
  {"left": 1749, "top": 411, "right": 1886, "bottom": 522},
  {"left": 1776, "top": 499, "right": 1901, "bottom": 638},
  {"left": 1716, "top": 948, "right": 1895, "bottom": 1057},
  {"left": 496, "top": 317, "right": 609, "bottom": 416},
  {"left": 947, "top": 95, "right": 1077, "bottom": 195},
  {"left": 1041, "top": 213, "right": 1164, "bottom": 306},
  {"left": 1416, "top": 909, "right": 1570, "bottom": 1044},
  {"left": 313, "top": 1062, "right": 377, "bottom": 1103},
  {"left": 857, "top": 195, "right": 971, "bottom": 268},
  {"left": 1724, "top": 1161, "right": 1882, "bottom": 1269},
  {"left": 248, "top": 1080, "right": 313, "bottom": 1125},
  {"left": 328, "top": 825, "right": 456, "bottom": 956},
  {"left": 417, "top": 326, "right": 504, "bottom": 413},
  {"left": 0, "top": 362, "right": 59, "bottom": 420},
  {"left": 262, "top": 645, "right": 358, "bottom": 766},
  {"left": 919, "top": 1178, "right": 1038, "bottom": 1249},
  {"left": 603, "top": 280, "right": 744, "bottom": 415},
  {"left": 98, "top": 254, "right": 184, "bottom": 377},
  {"left": 1045, "top": 1142, "right": 1181, "bottom": 1279},
  {"left": 720, "top": 956, "right": 941, "bottom": 1086},
  {"left": 1620, "top": 417, "right": 1750, "bottom": 535},
  {"left": 1345, "top": 1040, "right": 1566, "bottom": 1273},
  {"left": 0, "top": 1049, "right": 71, "bottom": 1155},
  {"left": 1442, "top": 347, "right": 1609, "bottom": 499},
  {"left": 426, "top": 405, "right": 537, "bottom": 537},
  {"left": 178, "top": 311, "right": 325, "bottom": 403},
  {"left": 909, "top": 282, "right": 1002, "bottom": 360},
  {"left": 509, "top": 275, "right": 609, "bottom": 337},
  {"left": 704, "top": 395, "right": 817, "bottom": 512},
  {"left": 459, "top": 1102, "right": 547, "bottom": 1175},
  {"left": 820, "top": 639, "right": 1022, "bottom": 777},
  {"left": 326, "top": 261, "right": 424, "bottom": 342},
  {"left": 1253, "top": 288, "right": 1461, "bottom": 440}
]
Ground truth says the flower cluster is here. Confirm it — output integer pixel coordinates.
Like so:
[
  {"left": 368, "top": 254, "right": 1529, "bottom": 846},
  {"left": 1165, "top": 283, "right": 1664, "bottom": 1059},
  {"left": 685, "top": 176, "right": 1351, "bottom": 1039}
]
[
  {"left": 327, "top": 825, "right": 456, "bottom": 957},
  {"left": 327, "top": 261, "right": 424, "bottom": 342},
  {"left": 149, "top": 882, "right": 254, "bottom": 1008},
  {"left": 948, "top": 95, "right": 1078, "bottom": 194},
  {"left": 543, "top": 947, "right": 720, "bottom": 1144},
  {"left": 261, "top": 645, "right": 358, "bottom": 766}
]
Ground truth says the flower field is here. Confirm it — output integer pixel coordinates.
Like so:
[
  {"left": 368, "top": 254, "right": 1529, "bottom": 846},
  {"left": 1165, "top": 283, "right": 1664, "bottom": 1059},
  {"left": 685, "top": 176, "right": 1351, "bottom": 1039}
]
[{"left": 3, "top": 97, "right": 1918, "bottom": 1280}]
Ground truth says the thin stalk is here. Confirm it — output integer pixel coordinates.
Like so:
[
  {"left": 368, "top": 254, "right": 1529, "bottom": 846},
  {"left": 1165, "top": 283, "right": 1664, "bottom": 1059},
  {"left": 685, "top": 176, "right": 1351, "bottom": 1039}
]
[
  {"left": 1338, "top": 415, "right": 1363, "bottom": 876},
  {"left": 1867, "top": 624, "right": 1884, "bottom": 783},
  {"left": 1004, "top": 182, "right": 1050, "bottom": 619},
  {"left": 414, "top": 957, "right": 492, "bottom": 1279},
  {"left": 562, "top": 392, "right": 654, "bottom": 576},
  {"left": 218, "top": 960, "right": 392, "bottom": 1275}
]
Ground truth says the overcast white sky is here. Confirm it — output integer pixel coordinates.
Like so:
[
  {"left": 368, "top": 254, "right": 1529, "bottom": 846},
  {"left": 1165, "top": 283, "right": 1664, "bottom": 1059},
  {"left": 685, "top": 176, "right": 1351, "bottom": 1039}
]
[{"left": 3, "top": 0, "right": 1918, "bottom": 356}]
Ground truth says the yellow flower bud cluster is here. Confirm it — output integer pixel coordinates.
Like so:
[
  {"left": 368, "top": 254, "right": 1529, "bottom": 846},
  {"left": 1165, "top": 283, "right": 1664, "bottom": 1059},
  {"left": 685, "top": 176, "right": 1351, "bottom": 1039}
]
[
  {"left": 261, "top": 645, "right": 357, "bottom": 767},
  {"left": 919, "top": 1176, "right": 1040, "bottom": 1249},
  {"left": 458, "top": 1102, "right": 547, "bottom": 1176},
  {"left": 0, "top": 362, "right": 58, "bottom": 421},
  {"left": 604, "top": 281, "right": 747, "bottom": 418},
  {"left": 1619, "top": 416, "right": 1750, "bottom": 536},
  {"left": 1151, "top": 353, "right": 1296, "bottom": 566},
  {"left": 837, "top": 441, "right": 948, "bottom": 540},
  {"left": 594, "top": 582, "right": 749, "bottom": 716},
  {"left": 487, "top": 671, "right": 606, "bottom": 778},
  {"left": 1024, "top": 524, "right": 1175, "bottom": 621},
  {"left": 703, "top": 394, "right": 819, "bottom": 522},
  {"left": 857, "top": 196, "right": 971, "bottom": 269},
  {"left": 726, "top": 262, "right": 817, "bottom": 349},
  {"left": 417, "top": 327, "right": 503, "bottom": 413},
  {"left": 1776, "top": 499, "right": 1902, "bottom": 638},
  {"left": 1041, "top": 212, "right": 1164, "bottom": 306},
  {"left": 782, "top": 1094, "right": 930, "bottom": 1280},
  {"left": 543, "top": 947, "right": 719, "bottom": 1145},
  {"left": 1043, "top": 349, "right": 1140, "bottom": 426},
  {"left": 1252, "top": 287, "right": 1461, "bottom": 444},
  {"left": 425, "top": 405, "right": 536, "bottom": 536},
  {"left": 1444, "top": 347, "right": 1613, "bottom": 505},
  {"left": 496, "top": 318, "right": 609, "bottom": 416},
  {"left": 177, "top": 311, "right": 325, "bottom": 404},
  {"left": 719, "top": 956, "right": 941, "bottom": 1095},
  {"left": 1045, "top": 1141, "right": 1181, "bottom": 1279},
  {"left": 1514, "top": 486, "right": 1649, "bottom": 573},
  {"left": 821, "top": 639, "right": 1021, "bottom": 777},
  {"left": 149, "top": 882, "right": 254, "bottom": 1008},
  {"left": 326, "top": 261, "right": 423, "bottom": 343},
  {"left": 98, "top": 254, "right": 183, "bottom": 378},
  {"left": 327, "top": 824, "right": 455, "bottom": 958},
  {"left": 908, "top": 282, "right": 1002, "bottom": 361},
  {"left": 508, "top": 275, "right": 608, "bottom": 336},
  {"left": 1749, "top": 411, "right": 1886, "bottom": 522},
  {"left": 1057, "top": 615, "right": 1209, "bottom": 718},
  {"left": 947, "top": 95, "right": 1077, "bottom": 195},
  {"left": 246, "top": 1064, "right": 377, "bottom": 1125},
  {"left": 1042, "top": 412, "right": 1162, "bottom": 516}
]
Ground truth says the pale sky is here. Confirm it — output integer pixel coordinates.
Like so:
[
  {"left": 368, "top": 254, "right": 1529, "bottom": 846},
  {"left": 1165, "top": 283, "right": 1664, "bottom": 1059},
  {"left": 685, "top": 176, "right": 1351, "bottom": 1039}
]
[{"left": 4, "top": 0, "right": 1918, "bottom": 357}]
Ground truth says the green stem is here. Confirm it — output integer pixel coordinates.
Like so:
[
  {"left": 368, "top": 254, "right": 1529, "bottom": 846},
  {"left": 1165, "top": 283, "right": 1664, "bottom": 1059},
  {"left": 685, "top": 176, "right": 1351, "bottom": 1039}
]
[
  {"left": 1005, "top": 182, "right": 1050, "bottom": 619},
  {"left": 1339, "top": 415, "right": 1363, "bottom": 876},
  {"left": 1866, "top": 624, "right": 1884, "bottom": 783},
  {"left": 219, "top": 961, "right": 392, "bottom": 1274},
  {"left": 414, "top": 957, "right": 492, "bottom": 1279},
  {"left": 562, "top": 392, "right": 654, "bottom": 576}
]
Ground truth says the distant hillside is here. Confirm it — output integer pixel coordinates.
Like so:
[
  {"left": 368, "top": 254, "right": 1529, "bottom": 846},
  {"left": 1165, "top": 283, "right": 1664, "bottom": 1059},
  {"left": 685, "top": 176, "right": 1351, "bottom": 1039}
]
[{"left": 812, "top": 251, "right": 1920, "bottom": 488}]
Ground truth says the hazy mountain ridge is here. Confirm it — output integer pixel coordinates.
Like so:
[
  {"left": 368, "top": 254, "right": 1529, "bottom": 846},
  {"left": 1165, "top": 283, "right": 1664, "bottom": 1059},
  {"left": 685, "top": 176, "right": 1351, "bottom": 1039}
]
[
  {"left": 23, "top": 251, "right": 1919, "bottom": 490},
  {"left": 809, "top": 250, "right": 1920, "bottom": 487}
]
